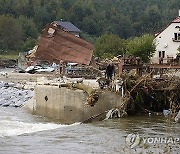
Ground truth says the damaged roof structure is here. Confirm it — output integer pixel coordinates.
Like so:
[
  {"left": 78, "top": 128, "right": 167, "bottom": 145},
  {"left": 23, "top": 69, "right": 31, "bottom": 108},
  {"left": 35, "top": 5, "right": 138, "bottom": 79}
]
[
  {"left": 53, "top": 21, "right": 81, "bottom": 37},
  {"left": 34, "top": 23, "right": 94, "bottom": 65}
]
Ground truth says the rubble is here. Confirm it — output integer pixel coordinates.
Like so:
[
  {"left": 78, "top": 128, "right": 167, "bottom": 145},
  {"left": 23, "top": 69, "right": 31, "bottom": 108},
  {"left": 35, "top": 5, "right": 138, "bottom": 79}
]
[
  {"left": 25, "top": 65, "right": 55, "bottom": 74},
  {"left": 114, "top": 72, "right": 180, "bottom": 117},
  {"left": 105, "top": 108, "right": 121, "bottom": 119},
  {"left": 81, "top": 72, "right": 180, "bottom": 123},
  {"left": 0, "top": 59, "right": 17, "bottom": 68},
  {"left": 0, "top": 82, "right": 33, "bottom": 107},
  {"left": 65, "top": 65, "right": 102, "bottom": 79}
]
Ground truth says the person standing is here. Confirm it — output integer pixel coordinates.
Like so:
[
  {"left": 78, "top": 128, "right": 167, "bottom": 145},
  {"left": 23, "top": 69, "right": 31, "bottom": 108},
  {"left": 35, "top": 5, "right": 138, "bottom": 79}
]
[{"left": 105, "top": 61, "right": 115, "bottom": 80}]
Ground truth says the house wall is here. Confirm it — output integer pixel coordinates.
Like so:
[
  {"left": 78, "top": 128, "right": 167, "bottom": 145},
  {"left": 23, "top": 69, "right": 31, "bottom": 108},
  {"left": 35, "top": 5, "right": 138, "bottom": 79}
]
[{"left": 152, "top": 22, "right": 180, "bottom": 63}]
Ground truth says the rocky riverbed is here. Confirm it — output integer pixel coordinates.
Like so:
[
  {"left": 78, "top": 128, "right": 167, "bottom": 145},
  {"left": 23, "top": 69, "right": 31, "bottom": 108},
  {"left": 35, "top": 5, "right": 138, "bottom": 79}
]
[{"left": 0, "top": 82, "right": 33, "bottom": 107}]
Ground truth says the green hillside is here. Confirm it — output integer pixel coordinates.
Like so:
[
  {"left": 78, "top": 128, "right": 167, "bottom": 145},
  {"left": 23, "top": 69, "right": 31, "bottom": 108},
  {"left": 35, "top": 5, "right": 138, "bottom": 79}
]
[{"left": 0, "top": 0, "right": 180, "bottom": 53}]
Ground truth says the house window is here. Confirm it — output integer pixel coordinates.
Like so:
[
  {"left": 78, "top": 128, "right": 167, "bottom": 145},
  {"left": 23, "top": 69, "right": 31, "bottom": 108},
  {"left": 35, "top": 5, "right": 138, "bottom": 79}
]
[
  {"left": 162, "top": 51, "right": 165, "bottom": 58},
  {"left": 173, "top": 33, "right": 180, "bottom": 41},
  {"left": 159, "top": 51, "right": 165, "bottom": 58},
  {"left": 159, "top": 51, "right": 161, "bottom": 58}
]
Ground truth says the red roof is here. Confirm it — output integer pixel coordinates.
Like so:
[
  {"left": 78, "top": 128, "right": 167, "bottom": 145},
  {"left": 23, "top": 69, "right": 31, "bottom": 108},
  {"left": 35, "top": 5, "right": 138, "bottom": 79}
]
[
  {"left": 35, "top": 24, "right": 94, "bottom": 65},
  {"left": 172, "top": 16, "right": 180, "bottom": 23},
  {"left": 155, "top": 16, "right": 180, "bottom": 37}
]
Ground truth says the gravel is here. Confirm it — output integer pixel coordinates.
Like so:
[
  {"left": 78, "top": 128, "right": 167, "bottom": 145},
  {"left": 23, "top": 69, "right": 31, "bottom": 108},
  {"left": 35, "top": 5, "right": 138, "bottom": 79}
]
[{"left": 0, "top": 81, "right": 34, "bottom": 108}]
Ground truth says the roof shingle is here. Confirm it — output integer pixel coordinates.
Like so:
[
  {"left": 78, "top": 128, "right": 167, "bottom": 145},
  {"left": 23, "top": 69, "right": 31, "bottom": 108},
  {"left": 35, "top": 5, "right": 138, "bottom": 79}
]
[{"left": 172, "top": 16, "right": 180, "bottom": 23}]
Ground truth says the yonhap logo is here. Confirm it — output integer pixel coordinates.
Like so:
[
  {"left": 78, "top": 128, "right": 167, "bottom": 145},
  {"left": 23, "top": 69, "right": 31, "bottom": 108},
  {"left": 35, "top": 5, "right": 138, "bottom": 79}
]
[
  {"left": 126, "top": 133, "right": 180, "bottom": 149},
  {"left": 126, "top": 133, "right": 141, "bottom": 148},
  {"left": 143, "top": 137, "right": 180, "bottom": 144}
]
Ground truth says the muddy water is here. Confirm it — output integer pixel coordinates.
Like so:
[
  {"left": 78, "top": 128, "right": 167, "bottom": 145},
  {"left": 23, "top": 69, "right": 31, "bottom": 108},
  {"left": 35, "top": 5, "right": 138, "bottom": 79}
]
[{"left": 0, "top": 107, "right": 179, "bottom": 154}]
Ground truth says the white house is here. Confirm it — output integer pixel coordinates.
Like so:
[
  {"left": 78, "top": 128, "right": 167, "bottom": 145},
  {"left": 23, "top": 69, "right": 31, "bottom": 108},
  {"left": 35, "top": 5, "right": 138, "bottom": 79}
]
[{"left": 152, "top": 11, "right": 180, "bottom": 63}]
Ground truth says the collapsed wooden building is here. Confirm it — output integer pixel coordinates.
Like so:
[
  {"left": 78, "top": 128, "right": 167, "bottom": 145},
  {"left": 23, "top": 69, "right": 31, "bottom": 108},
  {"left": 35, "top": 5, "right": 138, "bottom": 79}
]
[{"left": 34, "top": 22, "right": 94, "bottom": 65}]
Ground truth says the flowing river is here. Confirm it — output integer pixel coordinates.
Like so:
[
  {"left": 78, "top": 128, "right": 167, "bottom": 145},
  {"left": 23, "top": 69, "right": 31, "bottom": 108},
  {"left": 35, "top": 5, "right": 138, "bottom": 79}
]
[
  {"left": 0, "top": 107, "right": 179, "bottom": 154},
  {"left": 0, "top": 67, "right": 179, "bottom": 153}
]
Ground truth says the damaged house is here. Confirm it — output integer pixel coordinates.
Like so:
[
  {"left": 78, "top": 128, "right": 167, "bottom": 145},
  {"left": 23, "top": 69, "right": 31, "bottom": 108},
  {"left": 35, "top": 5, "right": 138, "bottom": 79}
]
[
  {"left": 34, "top": 22, "right": 94, "bottom": 65},
  {"left": 53, "top": 21, "right": 81, "bottom": 37}
]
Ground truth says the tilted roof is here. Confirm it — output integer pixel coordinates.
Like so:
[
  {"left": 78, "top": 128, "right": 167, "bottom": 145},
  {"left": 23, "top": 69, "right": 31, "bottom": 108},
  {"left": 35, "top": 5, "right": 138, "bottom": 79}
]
[{"left": 54, "top": 21, "right": 81, "bottom": 33}]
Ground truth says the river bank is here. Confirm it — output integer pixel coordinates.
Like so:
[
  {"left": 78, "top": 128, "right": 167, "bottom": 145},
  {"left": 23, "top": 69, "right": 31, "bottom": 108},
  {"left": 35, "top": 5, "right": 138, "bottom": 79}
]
[
  {"left": 0, "top": 68, "right": 180, "bottom": 120},
  {"left": 0, "top": 68, "right": 179, "bottom": 153},
  {"left": 0, "top": 82, "right": 33, "bottom": 107}
]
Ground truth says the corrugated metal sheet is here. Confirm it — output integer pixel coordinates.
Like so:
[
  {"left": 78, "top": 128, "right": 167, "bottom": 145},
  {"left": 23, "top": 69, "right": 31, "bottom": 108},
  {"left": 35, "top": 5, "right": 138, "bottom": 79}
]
[{"left": 35, "top": 24, "right": 94, "bottom": 65}]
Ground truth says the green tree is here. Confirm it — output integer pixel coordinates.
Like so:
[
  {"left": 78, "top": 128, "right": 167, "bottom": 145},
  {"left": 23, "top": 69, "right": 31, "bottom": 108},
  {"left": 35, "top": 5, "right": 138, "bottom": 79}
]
[
  {"left": 22, "top": 37, "right": 37, "bottom": 52},
  {"left": 0, "top": 0, "right": 180, "bottom": 53},
  {"left": 33, "top": 5, "right": 51, "bottom": 30},
  {"left": 137, "top": 5, "right": 163, "bottom": 34},
  {"left": 0, "top": 15, "right": 23, "bottom": 51},
  {"left": 18, "top": 15, "right": 38, "bottom": 40},
  {"left": 80, "top": 32, "right": 96, "bottom": 44},
  {"left": 126, "top": 34, "right": 156, "bottom": 63},
  {"left": 112, "top": 15, "right": 135, "bottom": 39},
  {"left": 94, "top": 34, "right": 126, "bottom": 58}
]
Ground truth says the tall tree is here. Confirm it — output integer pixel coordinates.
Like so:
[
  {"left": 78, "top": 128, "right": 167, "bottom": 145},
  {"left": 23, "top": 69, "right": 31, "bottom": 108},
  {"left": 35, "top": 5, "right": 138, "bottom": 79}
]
[
  {"left": 0, "top": 15, "right": 23, "bottom": 51},
  {"left": 126, "top": 34, "right": 156, "bottom": 63},
  {"left": 18, "top": 15, "right": 38, "bottom": 40},
  {"left": 94, "top": 34, "right": 126, "bottom": 58}
]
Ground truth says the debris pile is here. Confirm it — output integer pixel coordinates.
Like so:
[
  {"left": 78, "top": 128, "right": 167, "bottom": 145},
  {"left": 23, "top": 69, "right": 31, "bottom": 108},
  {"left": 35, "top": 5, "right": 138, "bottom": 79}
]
[
  {"left": 105, "top": 108, "right": 121, "bottom": 119},
  {"left": 25, "top": 65, "right": 55, "bottom": 74},
  {"left": 96, "top": 77, "right": 110, "bottom": 89},
  {"left": 66, "top": 65, "right": 102, "bottom": 79},
  {"left": 67, "top": 83, "right": 99, "bottom": 107},
  {"left": 84, "top": 73, "right": 180, "bottom": 123},
  {"left": 0, "top": 59, "right": 16, "bottom": 68},
  {"left": 118, "top": 73, "right": 180, "bottom": 116}
]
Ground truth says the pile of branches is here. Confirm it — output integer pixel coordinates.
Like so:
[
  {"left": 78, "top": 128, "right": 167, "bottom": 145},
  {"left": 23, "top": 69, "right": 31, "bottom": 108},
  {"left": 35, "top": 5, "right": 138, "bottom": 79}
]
[{"left": 119, "top": 73, "right": 180, "bottom": 115}]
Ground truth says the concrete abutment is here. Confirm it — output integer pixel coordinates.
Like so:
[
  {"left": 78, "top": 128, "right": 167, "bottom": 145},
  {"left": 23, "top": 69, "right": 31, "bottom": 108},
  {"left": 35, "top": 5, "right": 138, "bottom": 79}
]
[{"left": 26, "top": 85, "right": 122, "bottom": 124}]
